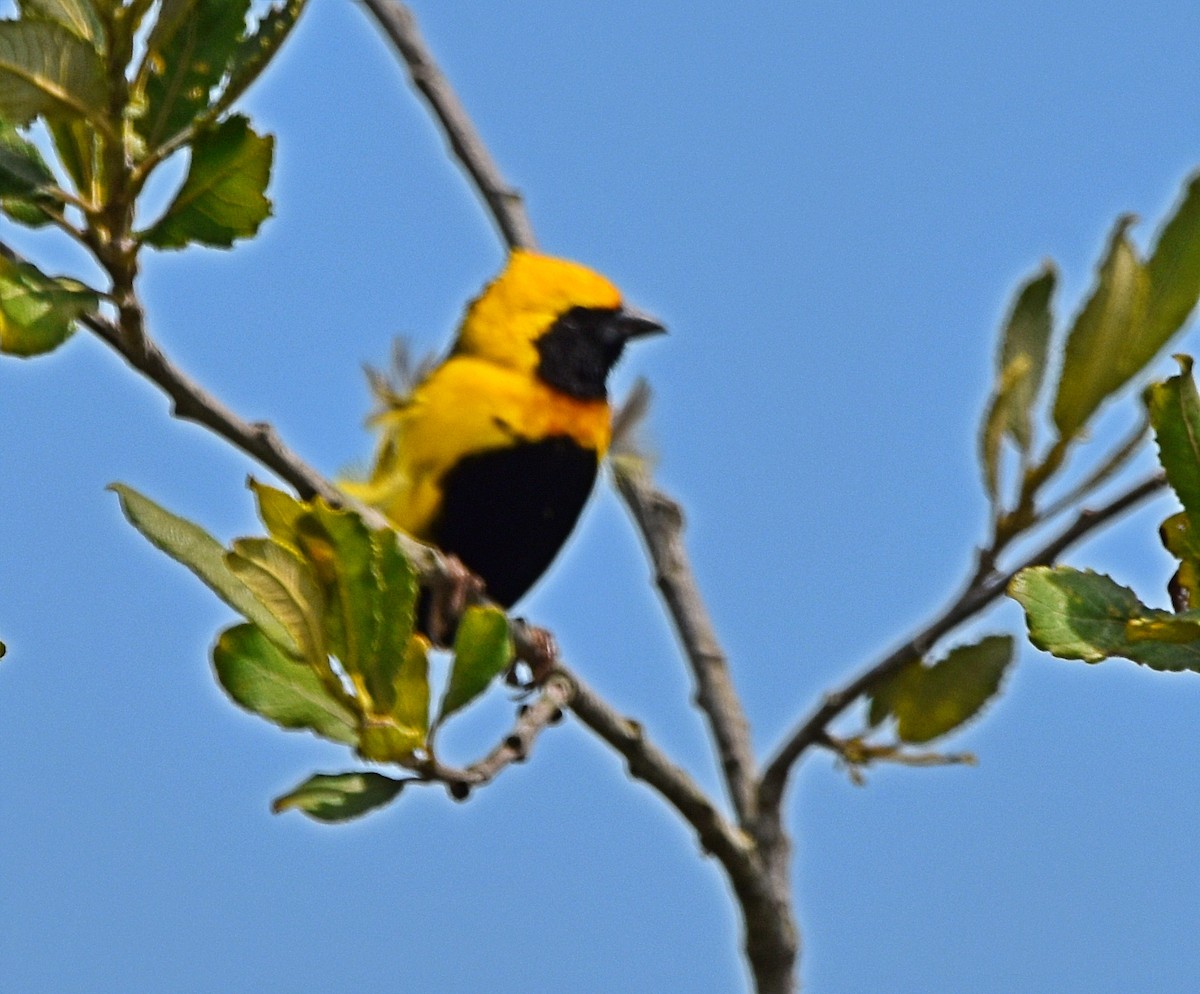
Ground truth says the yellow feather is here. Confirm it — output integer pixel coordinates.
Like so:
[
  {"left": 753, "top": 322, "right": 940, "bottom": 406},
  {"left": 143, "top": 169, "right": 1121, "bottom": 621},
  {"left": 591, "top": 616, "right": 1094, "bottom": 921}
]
[{"left": 344, "top": 251, "right": 622, "bottom": 538}]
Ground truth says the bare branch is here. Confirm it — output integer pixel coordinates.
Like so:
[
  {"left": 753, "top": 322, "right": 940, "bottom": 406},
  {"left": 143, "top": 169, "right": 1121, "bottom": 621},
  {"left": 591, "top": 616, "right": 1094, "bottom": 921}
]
[
  {"left": 758, "top": 471, "right": 1168, "bottom": 814},
  {"left": 613, "top": 464, "right": 758, "bottom": 825},
  {"left": 417, "top": 645, "right": 757, "bottom": 889},
  {"left": 82, "top": 311, "right": 336, "bottom": 499},
  {"left": 359, "top": 0, "right": 537, "bottom": 251},
  {"left": 565, "top": 667, "right": 757, "bottom": 878}
]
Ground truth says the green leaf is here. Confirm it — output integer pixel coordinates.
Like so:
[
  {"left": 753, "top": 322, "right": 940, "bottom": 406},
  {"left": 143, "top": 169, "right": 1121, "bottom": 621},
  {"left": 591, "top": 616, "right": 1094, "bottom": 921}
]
[
  {"left": 226, "top": 536, "right": 325, "bottom": 665},
  {"left": 993, "top": 262, "right": 1056, "bottom": 450},
  {"left": 294, "top": 501, "right": 379, "bottom": 698},
  {"left": 1051, "top": 180, "right": 1200, "bottom": 444},
  {"left": 437, "top": 606, "right": 512, "bottom": 725},
  {"left": 1009, "top": 566, "right": 1200, "bottom": 672},
  {"left": 0, "top": 115, "right": 54, "bottom": 194},
  {"left": 138, "top": 0, "right": 251, "bottom": 149},
  {"left": 389, "top": 635, "right": 429, "bottom": 742},
  {"left": 868, "top": 636, "right": 1013, "bottom": 744},
  {"left": 212, "top": 0, "right": 307, "bottom": 117},
  {"left": 1146, "top": 356, "right": 1200, "bottom": 531},
  {"left": 1143, "top": 170, "right": 1200, "bottom": 349},
  {"left": 46, "top": 115, "right": 94, "bottom": 195},
  {"left": 17, "top": 0, "right": 105, "bottom": 51},
  {"left": 0, "top": 118, "right": 57, "bottom": 226},
  {"left": 0, "top": 256, "right": 95, "bottom": 356},
  {"left": 271, "top": 771, "right": 404, "bottom": 823},
  {"left": 980, "top": 354, "right": 1030, "bottom": 501},
  {"left": 142, "top": 114, "right": 272, "bottom": 249},
  {"left": 357, "top": 715, "right": 425, "bottom": 764},
  {"left": 981, "top": 262, "right": 1057, "bottom": 500},
  {"left": 1160, "top": 511, "right": 1200, "bottom": 611},
  {"left": 364, "top": 529, "right": 419, "bottom": 716},
  {"left": 213, "top": 623, "right": 358, "bottom": 744},
  {"left": 0, "top": 21, "right": 106, "bottom": 125},
  {"left": 142, "top": 0, "right": 196, "bottom": 53},
  {"left": 249, "top": 478, "right": 305, "bottom": 547},
  {"left": 1052, "top": 217, "right": 1151, "bottom": 440},
  {"left": 109, "top": 482, "right": 298, "bottom": 655}
]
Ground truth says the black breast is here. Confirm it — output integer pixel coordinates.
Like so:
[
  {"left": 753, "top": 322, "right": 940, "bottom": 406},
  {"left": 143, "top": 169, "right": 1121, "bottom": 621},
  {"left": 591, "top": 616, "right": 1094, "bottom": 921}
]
[{"left": 430, "top": 436, "right": 600, "bottom": 607}]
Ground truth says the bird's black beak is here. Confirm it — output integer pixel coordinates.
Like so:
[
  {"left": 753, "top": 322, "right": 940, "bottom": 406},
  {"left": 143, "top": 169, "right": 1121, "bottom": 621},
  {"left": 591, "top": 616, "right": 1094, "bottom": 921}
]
[{"left": 614, "top": 304, "right": 667, "bottom": 341}]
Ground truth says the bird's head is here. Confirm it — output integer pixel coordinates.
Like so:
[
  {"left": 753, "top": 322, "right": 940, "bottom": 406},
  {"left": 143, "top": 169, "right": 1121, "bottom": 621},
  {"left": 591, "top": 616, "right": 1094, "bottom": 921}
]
[{"left": 454, "top": 249, "right": 665, "bottom": 400}]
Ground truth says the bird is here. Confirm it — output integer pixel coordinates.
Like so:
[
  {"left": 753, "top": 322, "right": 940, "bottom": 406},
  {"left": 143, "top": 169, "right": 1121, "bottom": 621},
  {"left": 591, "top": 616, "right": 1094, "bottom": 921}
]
[{"left": 344, "top": 249, "right": 665, "bottom": 617}]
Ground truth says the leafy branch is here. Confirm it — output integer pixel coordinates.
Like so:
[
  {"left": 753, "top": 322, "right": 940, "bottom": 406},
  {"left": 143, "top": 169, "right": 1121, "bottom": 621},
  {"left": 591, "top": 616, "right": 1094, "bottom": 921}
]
[
  {"left": 759, "top": 470, "right": 1168, "bottom": 812},
  {"left": 6, "top": 3, "right": 1200, "bottom": 993}
]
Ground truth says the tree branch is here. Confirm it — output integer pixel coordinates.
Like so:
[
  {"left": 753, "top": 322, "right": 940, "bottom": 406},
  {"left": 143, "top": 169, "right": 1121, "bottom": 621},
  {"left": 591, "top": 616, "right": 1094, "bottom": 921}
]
[
  {"left": 613, "top": 464, "right": 758, "bottom": 824},
  {"left": 423, "top": 672, "right": 574, "bottom": 798},
  {"left": 83, "top": 313, "right": 331, "bottom": 496},
  {"left": 357, "top": 10, "right": 800, "bottom": 984},
  {"left": 53, "top": 285, "right": 750, "bottom": 861},
  {"left": 359, "top": 0, "right": 537, "bottom": 251},
  {"left": 77, "top": 289, "right": 674, "bottom": 823},
  {"left": 565, "top": 667, "right": 757, "bottom": 881},
  {"left": 416, "top": 641, "right": 757, "bottom": 891},
  {"left": 757, "top": 471, "right": 1169, "bottom": 814},
  {"left": 68, "top": 304, "right": 443, "bottom": 578}
]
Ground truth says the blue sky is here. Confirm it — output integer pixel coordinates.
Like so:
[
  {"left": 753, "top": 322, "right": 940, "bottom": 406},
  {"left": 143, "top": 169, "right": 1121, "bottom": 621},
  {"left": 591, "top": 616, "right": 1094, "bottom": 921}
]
[{"left": 3, "top": 2, "right": 1200, "bottom": 992}]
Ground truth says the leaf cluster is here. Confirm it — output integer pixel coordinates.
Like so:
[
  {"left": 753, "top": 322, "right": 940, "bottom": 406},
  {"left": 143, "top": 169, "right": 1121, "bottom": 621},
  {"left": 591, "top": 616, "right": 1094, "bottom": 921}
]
[
  {"left": 954, "top": 168, "right": 1200, "bottom": 675},
  {"left": 858, "top": 172, "right": 1200, "bottom": 759},
  {"left": 112, "top": 482, "right": 515, "bottom": 822},
  {"left": 1011, "top": 357, "right": 1200, "bottom": 672},
  {"left": 981, "top": 174, "right": 1200, "bottom": 534},
  {"left": 0, "top": 0, "right": 306, "bottom": 356}
]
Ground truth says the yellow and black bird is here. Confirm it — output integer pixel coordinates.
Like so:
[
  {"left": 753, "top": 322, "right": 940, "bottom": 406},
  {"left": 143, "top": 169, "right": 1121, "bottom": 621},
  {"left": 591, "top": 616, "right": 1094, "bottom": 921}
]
[{"left": 346, "top": 249, "right": 665, "bottom": 610}]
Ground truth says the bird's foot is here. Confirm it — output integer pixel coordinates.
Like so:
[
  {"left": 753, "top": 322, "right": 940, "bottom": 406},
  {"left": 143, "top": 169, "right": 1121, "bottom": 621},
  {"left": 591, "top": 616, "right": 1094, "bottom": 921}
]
[
  {"left": 424, "top": 553, "right": 485, "bottom": 647},
  {"left": 506, "top": 622, "right": 559, "bottom": 689}
]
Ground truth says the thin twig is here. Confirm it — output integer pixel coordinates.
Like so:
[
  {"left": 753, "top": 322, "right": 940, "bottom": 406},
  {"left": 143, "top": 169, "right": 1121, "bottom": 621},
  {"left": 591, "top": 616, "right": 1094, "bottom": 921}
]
[
  {"left": 403, "top": 645, "right": 755, "bottom": 880},
  {"left": 816, "top": 733, "right": 977, "bottom": 787},
  {"left": 422, "top": 673, "right": 574, "bottom": 798},
  {"left": 359, "top": 0, "right": 537, "bottom": 251},
  {"left": 1033, "top": 419, "right": 1149, "bottom": 527},
  {"left": 757, "top": 471, "right": 1168, "bottom": 814},
  {"left": 613, "top": 464, "right": 758, "bottom": 824}
]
